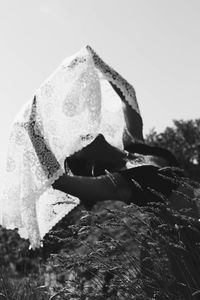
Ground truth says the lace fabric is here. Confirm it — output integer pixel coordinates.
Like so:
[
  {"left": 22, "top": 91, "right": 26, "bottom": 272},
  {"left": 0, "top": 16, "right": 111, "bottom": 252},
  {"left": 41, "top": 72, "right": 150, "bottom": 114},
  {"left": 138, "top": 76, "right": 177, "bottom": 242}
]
[{"left": 0, "top": 45, "right": 142, "bottom": 248}]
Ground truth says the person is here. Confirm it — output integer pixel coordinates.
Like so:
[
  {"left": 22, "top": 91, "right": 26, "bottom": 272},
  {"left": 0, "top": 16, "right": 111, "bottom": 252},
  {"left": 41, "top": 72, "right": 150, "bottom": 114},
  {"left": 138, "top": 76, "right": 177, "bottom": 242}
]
[
  {"left": 50, "top": 81, "right": 198, "bottom": 217},
  {"left": 29, "top": 81, "right": 182, "bottom": 212},
  {"left": 51, "top": 133, "right": 179, "bottom": 207},
  {"left": 2, "top": 45, "right": 197, "bottom": 251},
  {"left": 23, "top": 47, "right": 199, "bottom": 297}
]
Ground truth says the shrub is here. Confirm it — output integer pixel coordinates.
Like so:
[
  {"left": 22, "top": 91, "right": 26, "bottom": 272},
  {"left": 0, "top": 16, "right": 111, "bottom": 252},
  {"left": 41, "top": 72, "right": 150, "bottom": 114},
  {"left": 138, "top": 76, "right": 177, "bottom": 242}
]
[{"left": 44, "top": 170, "right": 200, "bottom": 299}]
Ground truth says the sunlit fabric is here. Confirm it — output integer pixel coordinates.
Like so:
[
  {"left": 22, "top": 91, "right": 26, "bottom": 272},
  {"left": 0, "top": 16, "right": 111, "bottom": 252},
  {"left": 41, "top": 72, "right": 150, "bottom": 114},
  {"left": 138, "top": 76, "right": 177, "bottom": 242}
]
[{"left": 0, "top": 45, "right": 142, "bottom": 248}]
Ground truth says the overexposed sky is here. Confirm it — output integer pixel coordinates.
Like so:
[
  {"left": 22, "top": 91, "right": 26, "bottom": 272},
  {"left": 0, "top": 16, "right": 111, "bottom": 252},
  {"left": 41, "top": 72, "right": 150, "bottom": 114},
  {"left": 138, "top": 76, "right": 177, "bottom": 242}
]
[{"left": 0, "top": 0, "right": 200, "bottom": 171}]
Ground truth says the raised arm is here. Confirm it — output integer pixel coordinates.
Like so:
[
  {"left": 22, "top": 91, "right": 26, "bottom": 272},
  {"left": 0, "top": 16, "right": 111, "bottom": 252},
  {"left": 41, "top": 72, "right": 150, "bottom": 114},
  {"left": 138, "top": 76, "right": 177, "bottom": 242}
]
[{"left": 109, "top": 81, "right": 144, "bottom": 144}]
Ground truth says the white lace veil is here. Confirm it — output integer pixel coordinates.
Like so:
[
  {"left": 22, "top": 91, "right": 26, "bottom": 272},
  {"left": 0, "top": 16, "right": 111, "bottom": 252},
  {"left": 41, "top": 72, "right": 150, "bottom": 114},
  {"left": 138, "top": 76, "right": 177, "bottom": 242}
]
[{"left": 0, "top": 45, "right": 142, "bottom": 248}]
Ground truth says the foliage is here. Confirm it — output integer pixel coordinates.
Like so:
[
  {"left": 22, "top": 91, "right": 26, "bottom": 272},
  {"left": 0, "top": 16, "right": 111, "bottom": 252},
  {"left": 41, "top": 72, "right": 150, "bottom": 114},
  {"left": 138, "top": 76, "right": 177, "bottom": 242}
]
[
  {"left": 146, "top": 119, "right": 200, "bottom": 181},
  {"left": 1, "top": 173, "right": 200, "bottom": 299},
  {"left": 0, "top": 227, "right": 49, "bottom": 299},
  {"left": 0, "top": 270, "right": 49, "bottom": 300},
  {"left": 43, "top": 169, "right": 200, "bottom": 299},
  {"left": 0, "top": 227, "right": 42, "bottom": 276},
  {"left": 44, "top": 202, "right": 146, "bottom": 299}
]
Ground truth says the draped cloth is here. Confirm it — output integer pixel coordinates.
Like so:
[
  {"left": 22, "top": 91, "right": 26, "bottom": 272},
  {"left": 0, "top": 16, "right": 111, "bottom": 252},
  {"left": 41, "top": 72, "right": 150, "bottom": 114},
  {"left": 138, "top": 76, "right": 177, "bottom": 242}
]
[{"left": 0, "top": 45, "right": 142, "bottom": 249}]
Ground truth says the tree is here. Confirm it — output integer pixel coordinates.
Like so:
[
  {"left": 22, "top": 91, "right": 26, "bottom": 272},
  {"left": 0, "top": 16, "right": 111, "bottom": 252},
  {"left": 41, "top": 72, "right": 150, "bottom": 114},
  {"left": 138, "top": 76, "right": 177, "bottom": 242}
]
[{"left": 146, "top": 119, "right": 200, "bottom": 181}]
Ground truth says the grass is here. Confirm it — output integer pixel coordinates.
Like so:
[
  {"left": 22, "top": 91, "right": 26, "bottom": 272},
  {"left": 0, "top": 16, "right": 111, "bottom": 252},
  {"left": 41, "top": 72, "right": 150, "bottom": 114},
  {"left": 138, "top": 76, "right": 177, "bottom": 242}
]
[{"left": 1, "top": 168, "right": 200, "bottom": 299}]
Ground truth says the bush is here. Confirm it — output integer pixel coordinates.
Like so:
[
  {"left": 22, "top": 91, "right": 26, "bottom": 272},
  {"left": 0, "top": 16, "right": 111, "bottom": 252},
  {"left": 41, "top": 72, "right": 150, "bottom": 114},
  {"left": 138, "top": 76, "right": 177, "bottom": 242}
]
[
  {"left": 44, "top": 171, "right": 200, "bottom": 299},
  {"left": 146, "top": 119, "right": 200, "bottom": 181}
]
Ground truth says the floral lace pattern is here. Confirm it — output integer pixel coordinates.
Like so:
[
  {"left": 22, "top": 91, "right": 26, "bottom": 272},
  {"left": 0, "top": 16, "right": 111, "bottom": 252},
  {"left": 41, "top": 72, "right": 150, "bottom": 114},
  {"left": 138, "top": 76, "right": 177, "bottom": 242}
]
[
  {"left": 86, "top": 45, "right": 140, "bottom": 115},
  {"left": 0, "top": 46, "right": 142, "bottom": 248}
]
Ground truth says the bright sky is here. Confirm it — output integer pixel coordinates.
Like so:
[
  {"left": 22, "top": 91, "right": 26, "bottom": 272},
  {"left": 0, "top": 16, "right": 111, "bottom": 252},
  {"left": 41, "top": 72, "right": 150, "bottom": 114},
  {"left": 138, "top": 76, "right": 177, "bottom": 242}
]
[{"left": 0, "top": 0, "right": 200, "bottom": 172}]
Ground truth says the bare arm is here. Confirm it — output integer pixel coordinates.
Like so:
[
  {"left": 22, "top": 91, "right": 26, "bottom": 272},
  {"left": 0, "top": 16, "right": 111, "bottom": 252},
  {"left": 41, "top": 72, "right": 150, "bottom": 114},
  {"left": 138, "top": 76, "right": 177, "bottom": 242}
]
[
  {"left": 52, "top": 172, "right": 132, "bottom": 205},
  {"left": 109, "top": 81, "right": 144, "bottom": 143}
]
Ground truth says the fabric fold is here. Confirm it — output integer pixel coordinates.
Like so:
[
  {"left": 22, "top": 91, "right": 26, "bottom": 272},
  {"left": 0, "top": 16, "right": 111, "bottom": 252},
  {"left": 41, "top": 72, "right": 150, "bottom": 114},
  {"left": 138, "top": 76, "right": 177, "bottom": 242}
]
[{"left": 0, "top": 45, "right": 143, "bottom": 248}]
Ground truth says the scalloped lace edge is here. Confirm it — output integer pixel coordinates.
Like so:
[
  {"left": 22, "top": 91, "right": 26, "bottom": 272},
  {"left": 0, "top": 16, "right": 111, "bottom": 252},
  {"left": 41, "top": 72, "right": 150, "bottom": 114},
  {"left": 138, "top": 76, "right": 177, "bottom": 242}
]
[{"left": 86, "top": 45, "right": 141, "bottom": 115}]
